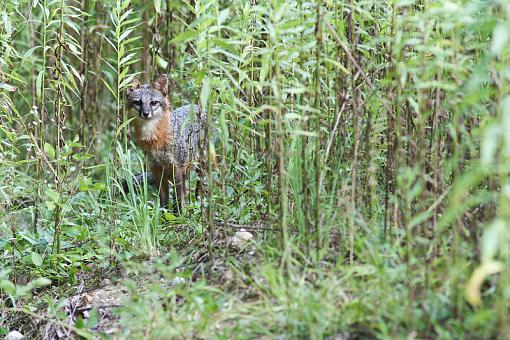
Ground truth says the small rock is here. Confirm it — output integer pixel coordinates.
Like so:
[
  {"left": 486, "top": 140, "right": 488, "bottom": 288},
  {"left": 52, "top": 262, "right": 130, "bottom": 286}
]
[
  {"left": 5, "top": 331, "right": 25, "bottom": 340},
  {"left": 171, "top": 276, "right": 186, "bottom": 285},
  {"left": 228, "top": 229, "right": 253, "bottom": 249}
]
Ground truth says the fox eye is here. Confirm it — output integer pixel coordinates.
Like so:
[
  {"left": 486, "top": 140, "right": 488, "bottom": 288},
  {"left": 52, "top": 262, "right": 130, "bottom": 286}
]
[
  {"left": 151, "top": 101, "right": 159, "bottom": 106},
  {"left": 132, "top": 100, "right": 141, "bottom": 106}
]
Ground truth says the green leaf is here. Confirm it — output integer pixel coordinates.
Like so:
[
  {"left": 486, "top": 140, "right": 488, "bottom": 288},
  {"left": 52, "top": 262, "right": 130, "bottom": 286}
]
[
  {"left": 2, "top": 12, "right": 12, "bottom": 36},
  {"left": 116, "top": 117, "right": 136, "bottom": 136},
  {"left": 44, "top": 142, "right": 55, "bottom": 158},
  {"left": 0, "top": 83, "right": 16, "bottom": 92},
  {"left": 217, "top": 8, "right": 230, "bottom": 25},
  {"left": 200, "top": 77, "right": 211, "bottom": 109},
  {"left": 101, "top": 78, "right": 116, "bottom": 97},
  {"left": 45, "top": 201, "right": 56, "bottom": 210},
  {"left": 36, "top": 71, "right": 43, "bottom": 102},
  {"left": 119, "top": 28, "right": 134, "bottom": 43},
  {"left": 171, "top": 30, "right": 199, "bottom": 43},
  {"left": 481, "top": 219, "right": 505, "bottom": 263},
  {"left": 0, "top": 280, "right": 15, "bottom": 296},
  {"left": 491, "top": 23, "right": 509, "bottom": 56},
  {"left": 481, "top": 124, "right": 500, "bottom": 167},
  {"left": 27, "top": 277, "right": 51, "bottom": 289},
  {"left": 31, "top": 252, "right": 43, "bottom": 267},
  {"left": 46, "top": 188, "right": 60, "bottom": 203},
  {"left": 164, "top": 212, "right": 176, "bottom": 221},
  {"left": 154, "top": 0, "right": 162, "bottom": 14}
]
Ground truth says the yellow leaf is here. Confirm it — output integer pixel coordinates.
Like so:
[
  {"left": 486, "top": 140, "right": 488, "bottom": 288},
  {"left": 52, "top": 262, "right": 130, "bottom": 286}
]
[{"left": 466, "top": 261, "right": 504, "bottom": 307}]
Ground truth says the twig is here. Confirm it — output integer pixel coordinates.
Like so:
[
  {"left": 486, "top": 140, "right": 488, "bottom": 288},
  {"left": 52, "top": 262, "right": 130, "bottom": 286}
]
[
  {"left": 224, "top": 222, "right": 280, "bottom": 232},
  {"left": 0, "top": 307, "right": 94, "bottom": 339},
  {"left": 75, "top": 304, "right": 123, "bottom": 313},
  {"left": 324, "top": 18, "right": 393, "bottom": 115}
]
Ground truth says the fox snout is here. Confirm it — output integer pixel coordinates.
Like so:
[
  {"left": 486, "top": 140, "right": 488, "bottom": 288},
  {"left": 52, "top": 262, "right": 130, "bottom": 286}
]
[{"left": 140, "top": 104, "right": 153, "bottom": 119}]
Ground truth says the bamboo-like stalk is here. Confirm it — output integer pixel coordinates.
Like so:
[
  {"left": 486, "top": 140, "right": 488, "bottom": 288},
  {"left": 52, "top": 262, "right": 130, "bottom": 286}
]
[
  {"left": 313, "top": 0, "right": 322, "bottom": 259},
  {"left": 79, "top": 0, "right": 90, "bottom": 146},
  {"left": 51, "top": 0, "right": 67, "bottom": 256},
  {"left": 347, "top": 0, "right": 358, "bottom": 265},
  {"left": 165, "top": 0, "right": 175, "bottom": 83},
  {"left": 297, "top": 0, "right": 310, "bottom": 258},
  {"left": 205, "top": 17, "right": 214, "bottom": 268},
  {"left": 28, "top": 3, "right": 40, "bottom": 234},
  {"left": 142, "top": 0, "right": 151, "bottom": 81},
  {"left": 34, "top": 0, "right": 49, "bottom": 233}
]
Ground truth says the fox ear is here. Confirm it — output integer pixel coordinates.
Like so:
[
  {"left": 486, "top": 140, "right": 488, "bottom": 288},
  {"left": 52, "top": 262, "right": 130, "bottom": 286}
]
[
  {"left": 153, "top": 74, "right": 168, "bottom": 95},
  {"left": 126, "top": 79, "right": 141, "bottom": 96}
]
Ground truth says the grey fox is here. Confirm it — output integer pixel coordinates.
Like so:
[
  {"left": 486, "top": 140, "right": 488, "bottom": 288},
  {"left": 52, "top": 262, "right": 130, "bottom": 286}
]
[{"left": 126, "top": 74, "right": 209, "bottom": 211}]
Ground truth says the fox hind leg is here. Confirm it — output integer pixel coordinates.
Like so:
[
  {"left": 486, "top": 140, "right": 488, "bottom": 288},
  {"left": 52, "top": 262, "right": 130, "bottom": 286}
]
[
  {"left": 195, "top": 165, "right": 203, "bottom": 199},
  {"left": 172, "top": 166, "right": 187, "bottom": 213},
  {"left": 152, "top": 165, "right": 170, "bottom": 209}
]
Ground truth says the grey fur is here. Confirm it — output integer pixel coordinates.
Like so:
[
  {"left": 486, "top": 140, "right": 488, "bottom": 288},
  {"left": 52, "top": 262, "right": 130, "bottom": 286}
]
[
  {"left": 127, "top": 85, "right": 167, "bottom": 119},
  {"left": 151, "top": 104, "right": 209, "bottom": 167},
  {"left": 127, "top": 84, "right": 211, "bottom": 167},
  {"left": 125, "top": 76, "right": 214, "bottom": 210}
]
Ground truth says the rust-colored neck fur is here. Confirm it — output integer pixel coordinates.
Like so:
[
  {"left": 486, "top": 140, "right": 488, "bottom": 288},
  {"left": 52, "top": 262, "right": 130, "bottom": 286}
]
[{"left": 134, "top": 109, "right": 171, "bottom": 152}]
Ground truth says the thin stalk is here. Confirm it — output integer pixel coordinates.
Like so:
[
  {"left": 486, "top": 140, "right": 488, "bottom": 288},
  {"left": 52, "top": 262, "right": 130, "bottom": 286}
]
[
  {"left": 347, "top": 0, "right": 358, "bottom": 265},
  {"left": 314, "top": 0, "right": 322, "bottom": 259}
]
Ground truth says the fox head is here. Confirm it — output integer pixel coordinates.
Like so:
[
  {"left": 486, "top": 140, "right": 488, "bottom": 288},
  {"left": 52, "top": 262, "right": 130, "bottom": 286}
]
[{"left": 126, "top": 74, "right": 169, "bottom": 120}]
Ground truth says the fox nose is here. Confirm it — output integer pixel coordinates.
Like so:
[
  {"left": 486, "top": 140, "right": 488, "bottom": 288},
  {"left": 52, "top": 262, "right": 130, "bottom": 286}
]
[{"left": 141, "top": 111, "right": 151, "bottom": 118}]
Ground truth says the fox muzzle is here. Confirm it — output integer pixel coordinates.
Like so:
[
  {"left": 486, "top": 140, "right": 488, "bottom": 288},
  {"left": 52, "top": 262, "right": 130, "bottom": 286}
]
[{"left": 139, "top": 105, "right": 153, "bottom": 119}]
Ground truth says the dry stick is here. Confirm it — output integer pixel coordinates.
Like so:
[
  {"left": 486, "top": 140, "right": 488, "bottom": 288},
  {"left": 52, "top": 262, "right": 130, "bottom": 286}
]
[
  {"left": 313, "top": 0, "right": 323, "bottom": 259},
  {"left": 320, "top": 100, "right": 347, "bottom": 186},
  {"left": 416, "top": 37, "right": 429, "bottom": 294},
  {"left": 75, "top": 304, "right": 123, "bottom": 313},
  {"left": 383, "top": 6, "right": 396, "bottom": 240},
  {"left": 142, "top": 0, "right": 151, "bottom": 81},
  {"left": 264, "top": 17, "right": 273, "bottom": 218},
  {"left": 28, "top": 4, "right": 40, "bottom": 235},
  {"left": 79, "top": 0, "right": 90, "bottom": 146},
  {"left": 165, "top": 0, "right": 175, "bottom": 82},
  {"left": 205, "top": 40, "right": 214, "bottom": 268},
  {"left": 90, "top": 14, "right": 107, "bottom": 143},
  {"left": 346, "top": 0, "right": 358, "bottom": 265},
  {"left": 324, "top": 19, "right": 393, "bottom": 115},
  {"left": 271, "top": 13, "right": 289, "bottom": 266},
  {"left": 34, "top": 0, "right": 50, "bottom": 234},
  {"left": 0, "top": 308, "right": 94, "bottom": 338},
  {"left": 51, "top": 0, "right": 67, "bottom": 256},
  {"left": 298, "top": 0, "right": 310, "bottom": 258},
  {"left": 432, "top": 70, "right": 442, "bottom": 257},
  {"left": 224, "top": 222, "right": 280, "bottom": 232},
  {"left": 363, "top": 95, "right": 374, "bottom": 221},
  {"left": 384, "top": 90, "right": 395, "bottom": 240},
  {"left": 12, "top": 114, "right": 58, "bottom": 178},
  {"left": 67, "top": 282, "right": 85, "bottom": 329},
  {"left": 395, "top": 5, "right": 414, "bottom": 331}
]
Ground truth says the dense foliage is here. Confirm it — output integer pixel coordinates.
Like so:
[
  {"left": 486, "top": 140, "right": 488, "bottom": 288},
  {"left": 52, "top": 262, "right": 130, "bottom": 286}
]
[{"left": 1, "top": 0, "right": 509, "bottom": 338}]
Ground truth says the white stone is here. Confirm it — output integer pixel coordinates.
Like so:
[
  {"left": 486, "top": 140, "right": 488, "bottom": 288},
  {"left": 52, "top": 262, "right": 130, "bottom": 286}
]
[
  {"left": 229, "top": 229, "right": 254, "bottom": 249},
  {"left": 4, "top": 331, "right": 25, "bottom": 340},
  {"left": 171, "top": 276, "right": 186, "bottom": 285}
]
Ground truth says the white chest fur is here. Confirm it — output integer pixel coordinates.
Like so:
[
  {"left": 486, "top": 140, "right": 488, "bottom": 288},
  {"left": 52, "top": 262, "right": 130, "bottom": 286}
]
[{"left": 137, "top": 118, "right": 161, "bottom": 141}]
